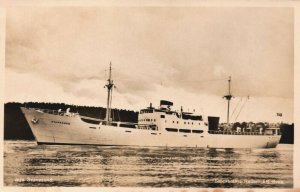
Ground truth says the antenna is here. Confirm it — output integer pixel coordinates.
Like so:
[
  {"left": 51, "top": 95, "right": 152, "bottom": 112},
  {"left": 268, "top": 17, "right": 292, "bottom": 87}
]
[{"left": 223, "top": 76, "right": 233, "bottom": 124}]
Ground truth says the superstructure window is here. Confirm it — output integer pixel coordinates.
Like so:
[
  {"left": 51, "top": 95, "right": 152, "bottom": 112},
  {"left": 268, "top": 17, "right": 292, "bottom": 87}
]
[
  {"left": 192, "top": 130, "right": 204, "bottom": 134},
  {"left": 141, "top": 109, "right": 153, "bottom": 114},
  {"left": 182, "top": 114, "right": 203, "bottom": 121},
  {"left": 111, "top": 122, "right": 118, "bottom": 126},
  {"left": 166, "top": 128, "right": 178, "bottom": 132},
  {"left": 179, "top": 129, "right": 191, "bottom": 133},
  {"left": 119, "top": 124, "right": 136, "bottom": 128},
  {"left": 161, "top": 115, "right": 165, "bottom": 118}
]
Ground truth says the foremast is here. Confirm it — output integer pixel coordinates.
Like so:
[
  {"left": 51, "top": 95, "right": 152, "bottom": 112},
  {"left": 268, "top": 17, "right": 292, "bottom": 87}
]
[
  {"left": 105, "top": 62, "right": 115, "bottom": 125},
  {"left": 223, "top": 76, "right": 233, "bottom": 124}
]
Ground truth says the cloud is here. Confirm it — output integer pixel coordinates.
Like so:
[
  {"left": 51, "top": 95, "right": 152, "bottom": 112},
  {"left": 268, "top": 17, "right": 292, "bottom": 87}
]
[
  {"left": 5, "top": 7, "right": 294, "bottom": 122},
  {"left": 5, "top": 68, "right": 293, "bottom": 123}
]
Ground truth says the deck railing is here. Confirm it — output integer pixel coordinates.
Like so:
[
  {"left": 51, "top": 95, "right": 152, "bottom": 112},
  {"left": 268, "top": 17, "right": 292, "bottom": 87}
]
[
  {"left": 208, "top": 130, "right": 280, "bottom": 136},
  {"left": 31, "top": 108, "right": 78, "bottom": 116},
  {"left": 30, "top": 107, "right": 158, "bottom": 130}
]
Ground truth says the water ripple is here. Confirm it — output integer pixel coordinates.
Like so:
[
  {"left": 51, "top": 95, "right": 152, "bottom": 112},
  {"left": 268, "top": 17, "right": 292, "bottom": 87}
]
[{"left": 4, "top": 140, "right": 293, "bottom": 187}]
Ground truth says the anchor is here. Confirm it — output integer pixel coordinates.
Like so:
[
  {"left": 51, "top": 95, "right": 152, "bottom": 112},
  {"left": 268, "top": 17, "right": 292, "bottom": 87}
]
[{"left": 31, "top": 116, "right": 39, "bottom": 124}]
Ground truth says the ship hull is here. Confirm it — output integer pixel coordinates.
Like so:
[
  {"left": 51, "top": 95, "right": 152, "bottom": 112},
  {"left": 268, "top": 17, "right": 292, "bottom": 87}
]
[{"left": 21, "top": 107, "right": 281, "bottom": 148}]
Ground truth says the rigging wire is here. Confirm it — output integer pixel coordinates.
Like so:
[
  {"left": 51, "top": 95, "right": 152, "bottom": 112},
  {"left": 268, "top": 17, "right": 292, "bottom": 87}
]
[
  {"left": 111, "top": 86, "right": 122, "bottom": 122},
  {"left": 194, "top": 77, "right": 229, "bottom": 84},
  {"left": 112, "top": 108, "right": 114, "bottom": 122},
  {"left": 230, "top": 97, "right": 243, "bottom": 119},
  {"left": 117, "top": 109, "right": 121, "bottom": 122},
  {"left": 234, "top": 96, "right": 250, "bottom": 122}
]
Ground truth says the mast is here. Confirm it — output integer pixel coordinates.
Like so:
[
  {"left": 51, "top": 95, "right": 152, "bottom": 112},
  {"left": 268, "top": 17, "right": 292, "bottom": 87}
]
[
  {"left": 223, "top": 76, "right": 233, "bottom": 124},
  {"left": 105, "top": 62, "right": 115, "bottom": 125}
]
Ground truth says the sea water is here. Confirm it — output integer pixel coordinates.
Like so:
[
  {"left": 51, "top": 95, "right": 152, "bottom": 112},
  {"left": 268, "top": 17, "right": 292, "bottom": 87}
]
[{"left": 3, "top": 140, "right": 293, "bottom": 188}]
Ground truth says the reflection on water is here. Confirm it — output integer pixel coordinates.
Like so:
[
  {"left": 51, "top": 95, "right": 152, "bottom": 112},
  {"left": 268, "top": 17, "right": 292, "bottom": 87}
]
[
  {"left": 205, "top": 148, "right": 238, "bottom": 188},
  {"left": 4, "top": 140, "right": 293, "bottom": 187}
]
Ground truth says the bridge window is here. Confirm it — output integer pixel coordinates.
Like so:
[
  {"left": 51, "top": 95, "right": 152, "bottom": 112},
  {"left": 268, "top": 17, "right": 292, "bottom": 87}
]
[
  {"left": 192, "top": 130, "right": 204, "bottom": 134},
  {"left": 179, "top": 129, "right": 191, "bottom": 133},
  {"left": 166, "top": 128, "right": 178, "bottom": 132},
  {"left": 161, "top": 115, "right": 165, "bottom": 118}
]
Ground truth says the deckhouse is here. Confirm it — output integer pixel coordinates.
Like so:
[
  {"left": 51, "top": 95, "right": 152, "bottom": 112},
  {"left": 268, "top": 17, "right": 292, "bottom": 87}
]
[{"left": 138, "top": 100, "right": 208, "bottom": 134}]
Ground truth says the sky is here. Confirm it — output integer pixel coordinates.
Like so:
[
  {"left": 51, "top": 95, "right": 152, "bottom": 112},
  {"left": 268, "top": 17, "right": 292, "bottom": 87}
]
[{"left": 5, "top": 7, "right": 294, "bottom": 123}]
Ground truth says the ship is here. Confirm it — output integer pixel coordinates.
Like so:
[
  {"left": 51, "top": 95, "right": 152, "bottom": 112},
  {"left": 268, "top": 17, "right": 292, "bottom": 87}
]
[{"left": 21, "top": 64, "right": 281, "bottom": 148}]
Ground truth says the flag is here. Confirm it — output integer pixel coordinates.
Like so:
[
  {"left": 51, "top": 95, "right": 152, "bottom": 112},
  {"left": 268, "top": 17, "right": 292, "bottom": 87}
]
[{"left": 277, "top": 113, "right": 282, "bottom": 117}]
